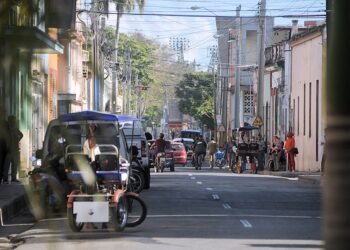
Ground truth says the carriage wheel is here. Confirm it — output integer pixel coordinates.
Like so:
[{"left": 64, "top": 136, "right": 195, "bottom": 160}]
[{"left": 67, "top": 207, "right": 84, "bottom": 232}]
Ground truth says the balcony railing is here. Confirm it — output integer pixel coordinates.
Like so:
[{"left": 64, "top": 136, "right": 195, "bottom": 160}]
[{"left": 265, "top": 42, "right": 285, "bottom": 66}]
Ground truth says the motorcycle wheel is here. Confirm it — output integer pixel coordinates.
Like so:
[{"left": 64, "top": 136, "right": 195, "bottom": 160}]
[
  {"left": 109, "top": 194, "right": 128, "bottom": 232},
  {"left": 126, "top": 194, "right": 147, "bottom": 227},
  {"left": 67, "top": 207, "right": 84, "bottom": 232},
  {"left": 129, "top": 171, "right": 145, "bottom": 193}
]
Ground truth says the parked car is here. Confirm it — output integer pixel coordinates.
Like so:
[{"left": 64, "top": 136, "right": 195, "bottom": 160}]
[
  {"left": 149, "top": 139, "right": 175, "bottom": 171},
  {"left": 173, "top": 138, "right": 194, "bottom": 160},
  {"left": 172, "top": 142, "right": 187, "bottom": 166}
]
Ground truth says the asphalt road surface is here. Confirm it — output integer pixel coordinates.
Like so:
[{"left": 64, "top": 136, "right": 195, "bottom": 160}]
[{"left": 11, "top": 165, "right": 323, "bottom": 250}]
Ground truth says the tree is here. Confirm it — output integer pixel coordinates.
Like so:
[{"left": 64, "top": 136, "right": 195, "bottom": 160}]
[
  {"left": 111, "top": 0, "right": 145, "bottom": 112},
  {"left": 175, "top": 72, "right": 215, "bottom": 129}
]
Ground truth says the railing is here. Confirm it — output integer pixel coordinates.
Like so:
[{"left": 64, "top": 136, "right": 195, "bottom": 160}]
[{"left": 265, "top": 42, "right": 285, "bottom": 66}]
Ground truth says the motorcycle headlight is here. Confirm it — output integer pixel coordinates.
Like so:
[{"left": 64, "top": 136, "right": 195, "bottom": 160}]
[{"left": 121, "top": 173, "right": 128, "bottom": 182}]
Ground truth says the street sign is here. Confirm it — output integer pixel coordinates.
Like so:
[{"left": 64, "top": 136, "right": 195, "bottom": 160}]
[
  {"left": 253, "top": 116, "right": 263, "bottom": 127},
  {"left": 218, "top": 124, "right": 225, "bottom": 132}
]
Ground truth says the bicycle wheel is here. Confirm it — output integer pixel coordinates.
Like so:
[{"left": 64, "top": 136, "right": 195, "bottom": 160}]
[{"left": 126, "top": 194, "right": 147, "bottom": 227}]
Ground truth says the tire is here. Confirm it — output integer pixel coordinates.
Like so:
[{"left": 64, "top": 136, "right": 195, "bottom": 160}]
[
  {"left": 67, "top": 207, "right": 84, "bottom": 232},
  {"left": 109, "top": 195, "right": 128, "bottom": 232},
  {"left": 129, "top": 171, "right": 145, "bottom": 193},
  {"left": 126, "top": 194, "right": 147, "bottom": 227}
]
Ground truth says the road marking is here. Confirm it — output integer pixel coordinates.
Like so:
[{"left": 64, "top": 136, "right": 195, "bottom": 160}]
[
  {"left": 197, "top": 181, "right": 202, "bottom": 185},
  {"left": 240, "top": 219, "right": 252, "bottom": 228},
  {"left": 212, "top": 194, "right": 220, "bottom": 200},
  {"left": 191, "top": 177, "right": 196, "bottom": 180},
  {"left": 206, "top": 187, "right": 213, "bottom": 191},
  {"left": 188, "top": 174, "right": 193, "bottom": 177},
  {"left": 146, "top": 214, "right": 321, "bottom": 219},
  {"left": 222, "top": 203, "right": 232, "bottom": 209}
]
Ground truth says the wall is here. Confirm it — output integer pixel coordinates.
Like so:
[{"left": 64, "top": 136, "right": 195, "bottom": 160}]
[{"left": 291, "top": 32, "right": 323, "bottom": 172}]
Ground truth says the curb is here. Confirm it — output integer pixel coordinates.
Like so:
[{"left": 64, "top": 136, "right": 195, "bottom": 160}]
[{"left": 0, "top": 194, "right": 27, "bottom": 226}]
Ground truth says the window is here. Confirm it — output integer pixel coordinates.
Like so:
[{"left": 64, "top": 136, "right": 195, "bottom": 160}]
[
  {"left": 297, "top": 96, "right": 300, "bottom": 136},
  {"left": 243, "top": 91, "right": 253, "bottom": 114},
  {"left": 309, "top": 82, "right": 312, "bottom": 138},
  {"left": 303, "top": 84, "right": 306, "bottom": 136},
  {"left": 316, "top": 80, "right": 319, "bottom": 161}
]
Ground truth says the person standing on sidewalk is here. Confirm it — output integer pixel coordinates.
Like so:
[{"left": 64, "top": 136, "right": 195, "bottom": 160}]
[
  {"left": 207, "top": 137, "right": 217, "bottom": 168},
  {"left": 0, "top": 108, "right": 10, "bottom": 183},
  {"left": 224, "top": 136, "right": 235, "bottom": 168},
  {"left": 3, "top": 116, "right": 23, "bottom": 183},
  {"left": 284, "top": 132, "right": 296, "bottom": 172}
]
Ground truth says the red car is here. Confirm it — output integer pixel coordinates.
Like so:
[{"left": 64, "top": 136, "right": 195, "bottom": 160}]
[{"left": 172, "top": 142, "right": 187, "bottom": 166}]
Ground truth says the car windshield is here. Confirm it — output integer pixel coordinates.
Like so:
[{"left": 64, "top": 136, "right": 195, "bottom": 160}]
[{"left": 172, "top": 144, "right": 184, "bottom": 151}]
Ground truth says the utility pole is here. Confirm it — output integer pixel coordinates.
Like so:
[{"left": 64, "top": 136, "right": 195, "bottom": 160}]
[
  {"left": 234, "top": 5, "right": 241, "bottom": 128},
  {"left": 126, "top": 48, "right": 132, "bottom": 115},
  {"left": 257, "top": 0, "right": 266, "bottom": 120}
]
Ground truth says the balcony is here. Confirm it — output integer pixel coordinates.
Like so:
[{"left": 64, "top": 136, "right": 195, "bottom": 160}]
[
  {"left": 265, "top": 42, "right": 285, "bottom": 66},
  {"left": 1, "top": 26, "right": 63, "bottom": 54}
]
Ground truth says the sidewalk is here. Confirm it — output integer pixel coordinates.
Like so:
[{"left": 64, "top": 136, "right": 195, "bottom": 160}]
[
  {"left": 259, "top": 170, "right": 323, "bottom": 185},
  {"left": 0, "top": 179, "right": 28, "bottom": 226}
]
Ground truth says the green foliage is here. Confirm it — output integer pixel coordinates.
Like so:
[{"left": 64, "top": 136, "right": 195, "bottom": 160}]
[
  {"left": 118, "top": 33, "right": 157, "bottom": 87},
  {"left": 142, "top": 105, "right": 163, "bottom": 127},
  {"left": 175, "top": 72, "right": 215, "bottom": 129}
]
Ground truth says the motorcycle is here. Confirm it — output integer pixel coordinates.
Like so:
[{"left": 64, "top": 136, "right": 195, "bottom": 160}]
[{"left": 154, "top": 152, "right": 166, "bottom": 172}]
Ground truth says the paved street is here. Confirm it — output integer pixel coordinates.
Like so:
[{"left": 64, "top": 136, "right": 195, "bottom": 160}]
[{"left": 12, "top": 165, "right": 322, "bottom": 250}]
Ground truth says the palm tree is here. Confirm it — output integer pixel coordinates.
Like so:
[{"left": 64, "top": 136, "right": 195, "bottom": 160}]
[{"left": 111, "top": 0, "right": 145, "bottom": 113}]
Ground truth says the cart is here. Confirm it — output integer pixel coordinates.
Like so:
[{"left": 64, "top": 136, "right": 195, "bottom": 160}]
[
  {"left": 231, "top": 125, "right": 260, "bottom": 174},
  {"left": 65, "top": 144, "right": 130, "bottom": 232}
]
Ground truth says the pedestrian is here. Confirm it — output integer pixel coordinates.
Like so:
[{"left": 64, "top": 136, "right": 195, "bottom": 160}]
[
  {"left": 3, "top": 115, "right": 23, "bottom": 183},
  {"left": 0, "top": 108, "right": 10, "bottom": 183},
  {"left": 224, "top": 136, "right": 235, "bottom": 168},
  {"left": 257, "top": 134, "right": 266, "bottom": 171},
  {"left": 284, "top": 132, "right": 296, "bottom": 172},
  {"left": 207, "top": 137, "right": 217, "bottom": 168},
  {"left": 270, "top": 135, "right": 282, "bottom": 171}
]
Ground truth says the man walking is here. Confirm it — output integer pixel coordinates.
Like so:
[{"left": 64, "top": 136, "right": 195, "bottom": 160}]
[{"left": 207, "top": 137, "right": 217, "bottom": 168}]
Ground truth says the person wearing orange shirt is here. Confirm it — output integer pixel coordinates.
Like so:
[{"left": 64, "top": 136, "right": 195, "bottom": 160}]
[{"left": 284, "top": 132, "right": 296, "bottom": 172}]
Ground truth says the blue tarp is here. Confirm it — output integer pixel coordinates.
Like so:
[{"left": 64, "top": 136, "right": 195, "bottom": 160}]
[{"left": 59, "top": 111, "right": 142, "bottom": 122}]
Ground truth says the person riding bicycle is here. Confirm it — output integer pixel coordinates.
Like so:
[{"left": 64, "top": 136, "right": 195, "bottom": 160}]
[
  {"left": 151, "top": 133, "right": 167, "bottom": 165},
  {"left": 193, "top": 135, "right": 207, "bottom": 168}
]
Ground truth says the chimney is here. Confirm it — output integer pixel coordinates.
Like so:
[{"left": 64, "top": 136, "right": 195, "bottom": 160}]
[{"left": 291, "top": 20, "right": 299, "bottom": 37}]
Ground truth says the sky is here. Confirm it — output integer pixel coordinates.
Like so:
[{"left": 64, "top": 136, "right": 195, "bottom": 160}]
[{"left": 103, "top": 0, "right": 326, "bottom": 71}]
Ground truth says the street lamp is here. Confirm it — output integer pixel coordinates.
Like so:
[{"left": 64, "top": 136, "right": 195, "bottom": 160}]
[{"left": 190, "top": 6, "right": 217, "bottom": 16}]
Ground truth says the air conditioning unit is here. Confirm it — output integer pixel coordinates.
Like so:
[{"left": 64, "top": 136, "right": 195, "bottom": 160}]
[{"left": 82, "top": 50, "right": 89, "bottom": 62}]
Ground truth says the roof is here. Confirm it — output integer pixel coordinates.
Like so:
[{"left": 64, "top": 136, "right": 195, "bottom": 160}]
[{"left": 58, "top": 110, "right": 142, "bottom": 122}]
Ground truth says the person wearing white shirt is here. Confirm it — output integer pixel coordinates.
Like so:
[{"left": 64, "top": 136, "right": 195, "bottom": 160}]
[{"left": 83, "top": 136, "right": 100, "bottom": 162}]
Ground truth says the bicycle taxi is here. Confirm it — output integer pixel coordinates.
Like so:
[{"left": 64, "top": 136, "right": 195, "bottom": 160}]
[
  {"left": 231, "top": 124, "right": 260, "bottom": 174},
  {"left": 51, "top": 111, "right": 146, "bottom": 232}
]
